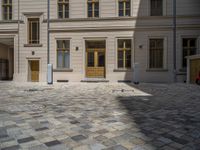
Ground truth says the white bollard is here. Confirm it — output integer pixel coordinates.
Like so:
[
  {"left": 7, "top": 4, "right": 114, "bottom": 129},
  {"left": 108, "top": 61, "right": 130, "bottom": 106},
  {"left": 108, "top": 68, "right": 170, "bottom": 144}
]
[
  {"left": 133, "top": 63, "right": 139, "bottom": 84},
  {"left": 47, "top": 64, "right": 53, "bottom": 84}
]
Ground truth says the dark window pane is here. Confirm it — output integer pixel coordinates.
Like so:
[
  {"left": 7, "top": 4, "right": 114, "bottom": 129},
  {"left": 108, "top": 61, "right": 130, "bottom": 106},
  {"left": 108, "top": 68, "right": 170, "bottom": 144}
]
[
  {"left": 125, "top": 50, "right": 131, "bottom": 68},
  {"left": 88, "top": 52, "right": 95, "bottom": 67},
  {"left": 118, "top": 51, "right": 124, "bottom": 68},
  {"left": 151, "top": 0, "right": 163, "bottom": 16},
  {"left": 149, "top": 39, "right": 164, "bottom": 68},
  {"left": 182, "top": 38, "right": 197, "bottom": 67},
  {"left": 64, "top": 51, "right": 70, "bottom": 68},
  {"left": 98, "top": 52, "right": 105, "bottom": 67},
  {"left": 57, "top": 51, "right": 63, "bottom": 68}
]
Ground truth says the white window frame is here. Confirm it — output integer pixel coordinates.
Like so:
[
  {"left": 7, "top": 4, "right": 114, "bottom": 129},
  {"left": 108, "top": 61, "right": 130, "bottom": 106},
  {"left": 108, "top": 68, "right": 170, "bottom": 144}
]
[{"left": 147, "top": 36, "right": 168, "bottom": 70}]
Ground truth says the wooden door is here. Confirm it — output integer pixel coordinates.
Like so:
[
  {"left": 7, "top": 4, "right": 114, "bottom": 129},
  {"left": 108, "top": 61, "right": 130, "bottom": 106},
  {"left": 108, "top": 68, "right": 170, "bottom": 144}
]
[
  {"left": 190, "top": 59, "right": 200, "bottom": 83},
  {"left": 86, "top": 48, "right": 105, "bottom": 78},
  {"left": 30, "top": 60, "right": 39, "bottom": 82}
]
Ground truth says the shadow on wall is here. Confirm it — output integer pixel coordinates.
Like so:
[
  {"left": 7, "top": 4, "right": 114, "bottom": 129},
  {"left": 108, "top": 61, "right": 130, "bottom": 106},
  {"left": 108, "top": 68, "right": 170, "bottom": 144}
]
[{"left": 117, "top": 83, "right": 200, "bottom": 149}]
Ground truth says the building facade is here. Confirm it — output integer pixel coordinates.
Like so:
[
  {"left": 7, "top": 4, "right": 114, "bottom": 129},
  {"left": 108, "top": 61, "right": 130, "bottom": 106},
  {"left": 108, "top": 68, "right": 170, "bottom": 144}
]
[{"left": 0, "top": 0, "right": 200, "bottom": 82}]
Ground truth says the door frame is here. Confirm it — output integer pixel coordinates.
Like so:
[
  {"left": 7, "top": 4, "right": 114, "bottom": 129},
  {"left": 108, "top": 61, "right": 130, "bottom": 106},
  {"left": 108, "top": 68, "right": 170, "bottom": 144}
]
[
  {"left": 85, "top": 40, "right": 106, "bottom": 78},
  {"left": 27, "top": 59, "right": 40, "bottom": 82}
]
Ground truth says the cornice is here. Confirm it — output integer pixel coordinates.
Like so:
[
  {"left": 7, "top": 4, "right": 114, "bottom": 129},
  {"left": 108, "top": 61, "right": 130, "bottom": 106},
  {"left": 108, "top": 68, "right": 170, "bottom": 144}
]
[{"left": 43, "top": 15, "right": 200, "bottom": 23}]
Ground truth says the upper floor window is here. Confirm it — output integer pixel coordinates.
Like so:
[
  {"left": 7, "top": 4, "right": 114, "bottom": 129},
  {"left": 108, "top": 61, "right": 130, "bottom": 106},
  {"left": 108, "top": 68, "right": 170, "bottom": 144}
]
[
  {"left": 2, "top": 0, "right": 12, "bottom": 20},
  {"left": 58, "top": 0, "right": 69, "bottom": 19},
  {"left": 118, "top": 39, "right": 132, "bottom": 69},
  {"left": 28, "top": 18, "right": 40, "bottom": 44},
  {"left": 119, "top": 0, "right": 130, "bottom": 17},
  {"left": 150, "top": 0, "right": 163, "bottom": 16},
  {"left": 57, "top": 40, "right": 70, "bottom": 68},
  {"left": 182, "top": 38, "right": 197, "bottom": 68},
  {"left": 149, "top": 39, "right": 164, "bottom": 68},
  {"left": 88, "top": 0, "right": 99, "bottom": 18}
]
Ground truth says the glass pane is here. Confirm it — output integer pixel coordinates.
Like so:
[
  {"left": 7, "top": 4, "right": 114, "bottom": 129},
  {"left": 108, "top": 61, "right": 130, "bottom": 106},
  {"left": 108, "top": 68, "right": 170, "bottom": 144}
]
[
  {"left": 88, "top": 11, "right": 93, "bottom": 17},
  {"left": 118, "top": 39, "right": 124, "bottom": 48},
  {"left": 126, "top": 9, "right": 130, "bottom": 16},
  {"left": 151, "top": 0, "right": 163, "bottom": 16},
  {"left": 125, "top": 50, "right": 131, "bottom": 68},
  {"left": 119, "top": 10, "right": 123, "bottom": 16},
  {"left": 119, "top": 2, "right": 123, "bottom": 10},
  {"left": 32, "top": 22, "right": 38, "bottom": 42},
  {"left": 94, "top": 10, "right": 99, "bottom": 17},
  {"left": 57, "top": 40, "right": 63, "bottom": 48},
  {"left": 87, "top": 52, "right": 95, "bottom": 67},
  {"left": 57, "top": 51, "right": 63, "bottom": 68},
  {"left": 98, "top": 52, "right": 105, "bottom": 67},
  {"left": 118, "top": 51, "right": 124, "bottom": 68},
  {"left": 86, "top": 41, "right": 105, "bottom": 49},
  {"left": 189, "top": 39, "right": 196, "bottom": 47},
  {"left": 64, "top": 51, "right": 70, "bottom": 68},
  {"left": 150, "top": 39, "right": 163, "bottom": 68}
]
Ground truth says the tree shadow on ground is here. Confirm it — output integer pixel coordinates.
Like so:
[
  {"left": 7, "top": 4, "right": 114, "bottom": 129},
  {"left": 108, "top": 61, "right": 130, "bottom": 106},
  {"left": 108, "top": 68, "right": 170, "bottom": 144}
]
[{"left": 117, "top": 83, "right": 200, "bottom": 149}]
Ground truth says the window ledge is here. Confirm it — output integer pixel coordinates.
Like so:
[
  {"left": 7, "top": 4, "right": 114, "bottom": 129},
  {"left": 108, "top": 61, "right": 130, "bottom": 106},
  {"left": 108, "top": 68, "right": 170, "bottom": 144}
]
[
  {"left": 53, "top": 68, "right": 73, "bottom": 72},
  {"left": 24, "top": 44, "right": 43, "bottom": 47},
  {"left": 146, "top": 69, "right": 168, "bottom": 72},
  {"left": 113, "top": 69, "right": 132, "bottom": 72}
]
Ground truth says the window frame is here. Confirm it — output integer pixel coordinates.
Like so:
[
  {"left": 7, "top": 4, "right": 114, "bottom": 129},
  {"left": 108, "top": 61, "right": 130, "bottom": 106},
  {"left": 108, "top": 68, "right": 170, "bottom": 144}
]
[
  {"left": 182, "top": 38, "right": 197, "bottom": 68},
  {"left": 57, "top": 0, "right": 69, "bottom": 19},
  {"left": 28, "top": 18, "right": 40, "bottom": 44},
  {"left": 2, "top": 0, "right": 12, "bottom": 20},
  {"left": 87, "top": 0, "right": 99, "bottom": 18},
  {"left": 148, "top": 37, "right": 168, "bottom": 70},
  {"left": 56, "top": 39, "right": 71, "bottom": 69},
  {"left": 117, "top": 39, "right": 132, "bottom": 69},
  {"left": 118, "top": 0, "right": 131, "bottom": 17}
]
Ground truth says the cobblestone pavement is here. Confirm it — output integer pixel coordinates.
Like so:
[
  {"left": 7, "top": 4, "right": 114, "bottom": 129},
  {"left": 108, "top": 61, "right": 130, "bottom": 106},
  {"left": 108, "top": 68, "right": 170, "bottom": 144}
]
[{"left": 0, "top": 82, "right": 200, "bottom": 150}]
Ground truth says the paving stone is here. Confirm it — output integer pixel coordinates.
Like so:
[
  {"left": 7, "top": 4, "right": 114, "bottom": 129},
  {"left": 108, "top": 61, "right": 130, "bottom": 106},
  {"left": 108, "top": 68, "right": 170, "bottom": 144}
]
[
  {"left": 71, "top": 135, "right": 87, "bottom": 142},
  {"left": 44, "top": 140, "right": 62, "bottom": 147},
  {"left": 1, "top": 145, "right": 20, "bottom": 150},
  {"left": 17, "top": 136, "right": 35, "bottom": 143}
]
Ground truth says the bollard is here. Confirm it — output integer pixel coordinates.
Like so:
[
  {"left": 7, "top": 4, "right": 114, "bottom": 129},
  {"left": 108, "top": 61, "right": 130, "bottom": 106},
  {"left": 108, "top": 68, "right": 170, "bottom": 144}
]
[
  {"left": 47, "top": 64, "right": 53, "bottom": 84},
  {"left": 133, "top": 63, "right": 139, "bottom": 84}
]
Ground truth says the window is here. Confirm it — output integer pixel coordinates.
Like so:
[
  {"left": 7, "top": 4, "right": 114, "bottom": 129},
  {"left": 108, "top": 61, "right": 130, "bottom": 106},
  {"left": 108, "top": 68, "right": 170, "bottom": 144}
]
[
  {"left": 57, "top": 40, "right": 70, "bottom": 68},
  {"left": 28, "top": 18, "right": 40, "bottom": 44},
  {"left": 117, "top": 39, "right": 132, "bottom": 69},
  {"left": 182, "top": 38, "right": 197, "bottom": 68},
  {"left": 119, "top": 0, "right": 130, "bottom": 17},
  {"left": 149, "top": 39, "right": 164, "bottom": 68},
  {"left": 88, "top": 0, "right": 99, "bottom": 18},
  {"left": 58, "top": 0, "right": 69, "bottom": 19},
  {"left": 150, "top": 0, "right": 163, "bottom": 16},
  {"left": 2, "top": 0, "right": 12, "bottom": 20}
]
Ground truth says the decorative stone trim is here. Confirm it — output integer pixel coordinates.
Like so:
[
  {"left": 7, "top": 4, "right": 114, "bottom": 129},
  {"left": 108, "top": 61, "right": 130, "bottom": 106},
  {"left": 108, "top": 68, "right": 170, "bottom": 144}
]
[{"left": 24, "top": 44, "right": 43, "bottom": 47}]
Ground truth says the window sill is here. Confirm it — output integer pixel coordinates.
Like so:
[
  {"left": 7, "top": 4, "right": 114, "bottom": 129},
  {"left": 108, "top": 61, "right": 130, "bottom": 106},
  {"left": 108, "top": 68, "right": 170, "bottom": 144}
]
[
  {"left": 24, "top": 44, "right": 43, "bottom": 47},
  {"left": 113, "top": 69, "right": 132, "bottom": 72},
  {"left": 53, "top": 68, "right": 73, "bottom": 72},
  {"left": 146, "top": 69, "right": 168, "bottom": 72}
]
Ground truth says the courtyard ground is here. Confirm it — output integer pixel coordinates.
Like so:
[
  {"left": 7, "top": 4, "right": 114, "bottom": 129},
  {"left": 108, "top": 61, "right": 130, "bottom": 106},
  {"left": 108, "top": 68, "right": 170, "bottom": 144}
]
[{"left": 0, "top": 82, "right": 200, "bottom": 150}]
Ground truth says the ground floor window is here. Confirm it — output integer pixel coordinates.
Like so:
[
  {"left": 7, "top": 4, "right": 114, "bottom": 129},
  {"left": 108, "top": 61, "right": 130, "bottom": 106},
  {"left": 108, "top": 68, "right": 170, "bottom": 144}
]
[
  {"left": 182, "top": 38, "right": 197, "bottom": 68},
  {"left": 57, "top": 40, "right": 70, "bottom": 68},
  {"left": 149, "top": 39, "right": 164, "bottom": 69},
  {"left": 117, "top": 39, "right": 132, "bottom": 69}
]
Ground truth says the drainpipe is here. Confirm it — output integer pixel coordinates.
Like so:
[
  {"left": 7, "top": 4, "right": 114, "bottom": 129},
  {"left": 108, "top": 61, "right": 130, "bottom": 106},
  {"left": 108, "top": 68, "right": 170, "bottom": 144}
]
[
  {"left": 173, "top": 0, "right": 177, "bottom": 82},
  {"left": 47, "top": 0, "right": 53, "bottom": 84},
  {"left": 18, "top": 0, "right": 20, "bottom": 73},
  {"left": 47, "top": 0, "right": 50, "bottom": 65}
]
